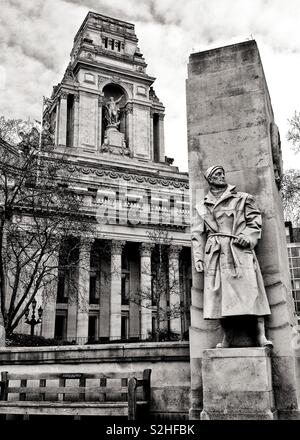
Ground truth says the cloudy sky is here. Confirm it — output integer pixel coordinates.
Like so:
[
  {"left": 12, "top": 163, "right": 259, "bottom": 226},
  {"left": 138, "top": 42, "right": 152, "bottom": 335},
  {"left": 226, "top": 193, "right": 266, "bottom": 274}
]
[{"left": 0, "top": 0, "right": 300, "bottom": 172}]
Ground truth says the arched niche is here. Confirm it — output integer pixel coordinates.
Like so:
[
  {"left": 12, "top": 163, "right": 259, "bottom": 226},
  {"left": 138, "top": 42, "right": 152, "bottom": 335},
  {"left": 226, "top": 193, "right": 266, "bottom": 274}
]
[{"left": 102, "top": 83, "right": 128, "bottom": 144}]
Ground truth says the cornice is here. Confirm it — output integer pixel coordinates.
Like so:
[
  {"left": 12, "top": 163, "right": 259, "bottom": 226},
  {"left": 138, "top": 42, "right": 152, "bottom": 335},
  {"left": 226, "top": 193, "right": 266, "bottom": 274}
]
[
  {"left": 72, "top": 60, "right": 155, "bottom": 86},
  {"left": 66, "top": 164, "right": 189, "bottom": 189}
]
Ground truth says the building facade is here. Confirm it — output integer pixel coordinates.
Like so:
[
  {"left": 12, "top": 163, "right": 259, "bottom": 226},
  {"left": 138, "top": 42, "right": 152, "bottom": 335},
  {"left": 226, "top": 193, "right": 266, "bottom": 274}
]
[
  {"left": 15, "top": 12, "right": 191, "bottom": 343},
  {"left": 286, "top": 222, "right": 300, "bottom": 319}
]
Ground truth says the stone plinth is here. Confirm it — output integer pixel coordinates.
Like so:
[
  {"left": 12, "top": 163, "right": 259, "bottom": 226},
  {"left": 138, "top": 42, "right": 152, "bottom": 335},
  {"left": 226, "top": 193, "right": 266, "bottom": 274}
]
[
  {"left": 201, "top": 348, "right": 276, "bottom": 420},
  {"left": 104, "top": 125, "right": 125, "bottom": 147}
]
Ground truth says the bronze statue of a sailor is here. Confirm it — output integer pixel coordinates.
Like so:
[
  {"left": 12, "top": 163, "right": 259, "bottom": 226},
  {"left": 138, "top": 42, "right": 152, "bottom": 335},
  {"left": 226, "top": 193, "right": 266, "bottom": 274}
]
[{"left": 192, "top": 165, "right": 273, "bottom": 348}]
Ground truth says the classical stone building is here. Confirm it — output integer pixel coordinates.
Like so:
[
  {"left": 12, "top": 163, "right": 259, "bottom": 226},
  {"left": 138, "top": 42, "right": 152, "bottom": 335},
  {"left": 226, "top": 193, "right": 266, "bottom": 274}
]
[{"left": 16, "top": 11, "right": 191, "bottom": 343}]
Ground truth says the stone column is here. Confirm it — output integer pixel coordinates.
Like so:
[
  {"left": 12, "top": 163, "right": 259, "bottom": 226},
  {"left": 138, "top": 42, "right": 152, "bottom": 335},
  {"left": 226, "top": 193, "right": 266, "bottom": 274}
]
[
  {"left": 67, "top": 266, "right": 77, "bottom": 341},
  {"left": 97, "top": 95, "right": 103, "bottom": 151},
  {"left": 110, "top": 240, "right": 125, "bottom": 340},
  {"left": 150, "top": 109, "right": 154, "bottom": 161},
  {"left": 169, "top": 245, "right": 182, "bottom": 336},
  {"left": 125, "top": 103, "right": 133, "bottom": 152},
  {"left": 139, "top": 243, "right": 154, "bottom": 339},
  {"left": 73, "top": 93, "right": 80, "bottom": 148},
  {"left": 158, "top": 113, "right": 165, "bottom": 163},
  {"left": 58, "top": 91, "right": 68, "bottom": 147},
  {"left": 54, "top": 99, "right": 60, "bottom": 146},
  {"left": 41, "top": 251, "right": 59, "bottom": 339},
  {"left": 76, "top": 238, "right": 93, "bottom": 344}
]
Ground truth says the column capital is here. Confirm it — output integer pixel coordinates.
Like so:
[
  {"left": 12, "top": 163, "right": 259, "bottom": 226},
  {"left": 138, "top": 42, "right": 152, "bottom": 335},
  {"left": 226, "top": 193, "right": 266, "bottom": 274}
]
[
  {"left": 80, "top": 237, "right": 94, "bottom": 250},
  {"left": 74, "top": 93, "right": 80, "bottom": 102},
  {"left": 125, "top": 102, "right": 133, "bottom": 114},
  {"left": 169, "top": 245, "right": 182, "bottom": 259},
  {"left": 59, "top": 90, "right": 68, "bottom": 100},
  {"left": 98, "top": 95, "right": 104, "bottom": 106},
  {"left": 158, "top": 113, "right": 165, "bottom": 121},
  {"left": 111, "top": 240, "right": 126, "bottom": 255},
  {"left": 139, "top": 242, "right": 155, "bottom": 257}
]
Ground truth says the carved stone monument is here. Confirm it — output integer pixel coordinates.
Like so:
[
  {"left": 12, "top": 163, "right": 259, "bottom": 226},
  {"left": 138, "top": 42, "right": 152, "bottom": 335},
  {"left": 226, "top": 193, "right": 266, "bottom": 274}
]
[
  {"left": 186, "top": 40, "right": 300, "bottom": 419},
  {"left": 102, "top": 95, "right": 128, "bottom": 155}
]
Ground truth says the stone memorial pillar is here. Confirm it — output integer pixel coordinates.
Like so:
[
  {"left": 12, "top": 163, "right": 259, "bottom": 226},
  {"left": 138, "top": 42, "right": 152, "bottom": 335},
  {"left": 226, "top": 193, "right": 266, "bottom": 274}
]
[
  {"left": 139, "top": 243, "right": 154, "bottom": 339},
  {"left": 186, "top": 40, "right": 300, "bottom": 419}
]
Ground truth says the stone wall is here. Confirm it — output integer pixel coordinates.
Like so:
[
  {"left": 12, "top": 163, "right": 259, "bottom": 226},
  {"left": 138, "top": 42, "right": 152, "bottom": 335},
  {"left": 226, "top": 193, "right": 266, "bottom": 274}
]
[{"left": 0, "top": 342, "right": 190, "bottom": 419}]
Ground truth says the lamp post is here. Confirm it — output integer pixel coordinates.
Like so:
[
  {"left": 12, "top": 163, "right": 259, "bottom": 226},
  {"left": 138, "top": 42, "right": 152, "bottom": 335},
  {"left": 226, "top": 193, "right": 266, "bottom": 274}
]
[{"left": 24, "top": 299, "right": 43, "bottom": 336}]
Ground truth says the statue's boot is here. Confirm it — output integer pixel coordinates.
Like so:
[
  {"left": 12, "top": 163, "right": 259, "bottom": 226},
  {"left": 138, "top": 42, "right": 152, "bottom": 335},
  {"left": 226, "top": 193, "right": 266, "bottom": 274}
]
[
  {"left": 216, "top": 328, "right": 233, "bottom": 348},
  {"left": 257, "top": 317, "right": 273, "bottom": 348}
]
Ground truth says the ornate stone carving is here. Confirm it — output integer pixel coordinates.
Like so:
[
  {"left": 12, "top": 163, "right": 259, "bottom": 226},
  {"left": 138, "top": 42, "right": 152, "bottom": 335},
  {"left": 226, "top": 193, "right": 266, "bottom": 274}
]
[
  {"left": 65, "top": 164, "right": 189, "bottom": 189},
  {"left": 111, "top": 240, "right": 126, "bottom": 255},
  {"left": 270, "top": 122, "right": 283, "bottom": 189},
  {"left": 103, "top": 96, "right": 123, "bottom": 126},
  {"left": 125, "top": 103, "right": 133, "bottom": 115},
  {"left": 60, "top": 91, "right": 68, "bottom": 100},
  {"left": 169, "top": 245, "right": 182, "bottom": 259},
  {"left": 158, "top": 113, "right": 165, "bottom": 121},
  {"left": 98, "top": 95, "right": 104, "bottom": 106},
  {"left": 85, "top": 52, "right": 94, "bottom": 60},
  {"left": 149, "top": 86, "right": 159, "bottom": 102},
  {"left": 74, "top": 94, "right": 80, "bottom": 102},
  {"left": 121, "top": 81, "right": 133, "bottom": 95},
  {"left": 139, "top": 243, "right": 155, "bottom": 257},
  {"left": 98, "top": 75, "right": 109, "bottom": 87},
  {"left": 111, "top": 75, "right": 121, "bottom": 83}
]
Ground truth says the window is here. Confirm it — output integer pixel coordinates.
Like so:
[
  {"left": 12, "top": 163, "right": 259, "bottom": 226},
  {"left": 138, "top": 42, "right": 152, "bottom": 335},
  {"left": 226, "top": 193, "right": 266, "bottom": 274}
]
[
  {"left": 121, "top": 272, "right": 129, "bottom": 305},
  {"left": 66, "top": 94, "right": 74, "bottom": 147},
  {"left": 89, "top": 271, "right": 99, "bottom": 304},
  {"left": 54, "top": 311, "right": 67, "bottom": 340},
  {"left": 121, "top": 313, "right": 129, "bottom": 340},
  {"left": 88, "top": 314, "right": 98, "bottom": 341},
  {"left": 153, "top": 113, "right": 160, "bottom": 162},
  {"left": 57, "top": 271, "right": 68, "bottom": 303}
]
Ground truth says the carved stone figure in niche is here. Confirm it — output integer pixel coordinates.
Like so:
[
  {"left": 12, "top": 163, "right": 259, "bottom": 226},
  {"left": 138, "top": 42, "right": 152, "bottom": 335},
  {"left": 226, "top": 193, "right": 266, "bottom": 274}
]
[
  {"left": 104, "top": 96, "right": 123, "bottom": 126},
  {"left": 191, "top": 165, "right": 273, "bottom": 349}
]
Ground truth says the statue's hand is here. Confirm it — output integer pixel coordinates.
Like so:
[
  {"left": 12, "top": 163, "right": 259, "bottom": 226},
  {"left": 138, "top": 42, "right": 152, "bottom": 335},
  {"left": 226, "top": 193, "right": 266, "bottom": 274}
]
[
  {"left": 195, "top": 261, "right": 204, "bottom": 272},
  {"left": 233, "top": 235, "right": 250, "bottom": 248}
]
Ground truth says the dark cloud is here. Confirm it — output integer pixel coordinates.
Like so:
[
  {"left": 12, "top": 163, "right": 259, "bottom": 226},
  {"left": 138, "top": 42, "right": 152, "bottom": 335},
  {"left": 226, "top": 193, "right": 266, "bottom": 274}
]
[{"left": 0, "top": 0, "right": 300, "bottom": 170}]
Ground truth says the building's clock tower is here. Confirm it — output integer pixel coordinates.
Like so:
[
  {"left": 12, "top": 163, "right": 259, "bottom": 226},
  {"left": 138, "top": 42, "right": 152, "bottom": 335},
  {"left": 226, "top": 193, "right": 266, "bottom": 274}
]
[{"left": 47, "top": 11, "right": 166, "bottom": 164}]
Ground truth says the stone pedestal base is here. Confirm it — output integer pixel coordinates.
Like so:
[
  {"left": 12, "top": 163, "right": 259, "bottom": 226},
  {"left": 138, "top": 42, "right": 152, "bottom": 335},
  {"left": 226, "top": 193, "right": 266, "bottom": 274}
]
[
  {"left": 200, "top": 347, "right": 277, "bottom": 420},
  {"left": 102, "top": 126, "right": 131, "bottom": 156}
]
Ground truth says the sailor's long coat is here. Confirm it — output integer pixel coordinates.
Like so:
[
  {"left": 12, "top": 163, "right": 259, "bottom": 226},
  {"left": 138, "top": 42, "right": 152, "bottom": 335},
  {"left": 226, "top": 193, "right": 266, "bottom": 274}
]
[{"left": 191, "top": 184, "right": 271, "bottom": 319}]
